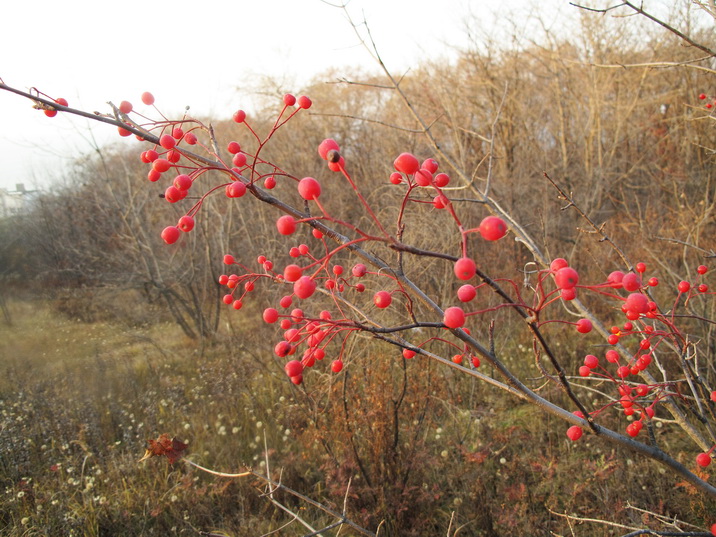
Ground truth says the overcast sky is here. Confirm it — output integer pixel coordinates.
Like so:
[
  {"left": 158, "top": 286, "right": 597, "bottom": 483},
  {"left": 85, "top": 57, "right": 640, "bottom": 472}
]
[{"left": 0, "top": 0, "right": 601, "bottom": 192}]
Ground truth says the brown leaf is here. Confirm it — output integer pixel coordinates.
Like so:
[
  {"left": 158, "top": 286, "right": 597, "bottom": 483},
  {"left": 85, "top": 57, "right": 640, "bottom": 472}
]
[{"left": 139, "top": 433, "right": 188, "bottom": 464}]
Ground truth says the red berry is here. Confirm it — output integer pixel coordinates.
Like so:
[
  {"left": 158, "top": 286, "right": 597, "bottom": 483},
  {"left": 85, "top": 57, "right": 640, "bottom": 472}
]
[
  {"left": 276, "top": 215, "right": 297, "bottom": 235},
  {"left": 625, "top": 293, "right": 649, "bottom": 314},
  {"left": 172, "top": 175, "right": 191, "bottom": 192},
  {"left": 389, "top": 172, "right": 403, "bottom": 185},
  {"left": 678, "top": 281, "right": 691, "bottom": 293},
  {"left": 434, "top": 173, "right": 450, "bottom": 187},
  {"left": 297, "top": 95, "right": 312, "bottom": 109},
  {"left": 696, "top": 453, "right": 712, "bottom": 467},
  {"left": 119, "top": 100, "right": 133, "bottom": 114},
  {"left": 298, "top": 177, "right": 321, "bottom": 200},
  {"left": 153, "top": 158, "right": 171, "bottom": 173},
  {"left": 290, "top": 374, "right": 303, "bottom": 385},
  {"left": 421, "top": 158, "right": 439, "bottom": 173},
  {"left": 699, "top": 284, "right": 709, "bottom": 293},
  {"left": 393, "top": 152, "right": 420, "bottom": 175},
  {"left": 374, "top": 291, "right": 392, "bottom": 309},
  {"left": 576, "top": 319, "right": 592, "bottom": 334},
  {"left": 555, "top": 267, "right": 579, "bottom": 290},
  {"left": 264, "top": 176, "right": 276, "bottom": 189},
  {"left": 432, "top": 195, "right": 448, "bottom": 210},
  {"left": 415, "top": 169, "right": 433, "bottom": 186},
  {"left": 560, "top": 288, "right": 577, "bottom": 301},
  {"left": 318, "top": 139, "right": 340, "bottom": 160},
  {"left": 164, "top": 186, "right": 182, "bottom": 203},
  {"left": 233, "top": 110, "right": 246, "bottom": 123},
  {"left": 283, "top": 93, "right": 296, "bottom": 106},
  {"left": 471, "top": 356, "right": 481, "bottom": 368},
  {"left": 331, "top": 360, "right": 344, "bottom": 373},
  {"left": 403, "top": 349, "right": 416, "bottom": 359},
  {"left": 284, "top": 359, "right": 303, "bottom": 377},
  {"left": 232, "top": 152, "right": 247, "bottom": 167},
  {"left": 550, "top": 258, "right": 569, "bottom": 272},
  {"left": 141, "top": 91, "right": 155, "bottom": 105},
  {"left": 584, "top": 355, "right": 599, "bottom": 369},
  {"left": 160, "top": 134, "right": 176, "bottom": 149},
  {"left": 184, "top": 132, "right": 198, "bottom": 145},
  {"left": 457, "top": 284, "right": 476, "bottom": 302},
  {"left": 697, "top": 265, "right": 708, "bottom": 275},
  {"left": 327, "top": 156, "right": 345, "bottom": 172},
  {"left": 606, "top": 350, "right": 619, "bottom": 363},
  {"left": 622, "top": 273, "right": 642, "bottom": 291},
  {"left": 161, "top": 226, "right": 180, "bottom": 245},
  {"left": 566, "top": 426, "right": 583, "bottom": 441},
  {"left": 648, "top": 277, "right": 659, "bottom": 287},
  {"left": 635, "top": 262, "right": 646, "bottom": 273},
  {"left": 699, "top": 93, "right": 707, "bottom": 100},
  {"left": 167, "top": 150, "right": 181, "bottom": 163},
  {"left": 443, "top": 306, "right": 465, "bottom": 329},
  {"left": 578, "top": 366, "right": 591, "bottom": 377},
  {"left": 294, "top": 276, "right": 316, "bottom": 299},
  {"left": 352, "top": 264, "right": 367, "bottom": 277},
  {"left": 178, "top": 215, "right": 195, "bottom": 232},
  {"left": 478, "top": 216, "right": 507, "bottom": 241},
  {"left": 226, "top": 182, "right": 247, "bottom": 198},
  {"left": 454, "top": 257, "right": 477, "bottom": 280},
  {"left": 607, "top": 270, "right": 624, "bottom": 288},
  {"left": 283, "top": 264, "right": 302, "bottom": 282},
  {"left": 227, "top": 141, "right": 241, "bottom": 154},
  {"left": 117, "top": 126, "right": 132, "bottom": 137}
]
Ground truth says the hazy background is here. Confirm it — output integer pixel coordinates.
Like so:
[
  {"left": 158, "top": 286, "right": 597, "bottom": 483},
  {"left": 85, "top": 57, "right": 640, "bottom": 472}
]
[{"left": 0, "top": 0, "right": 573, "bottom": 192}]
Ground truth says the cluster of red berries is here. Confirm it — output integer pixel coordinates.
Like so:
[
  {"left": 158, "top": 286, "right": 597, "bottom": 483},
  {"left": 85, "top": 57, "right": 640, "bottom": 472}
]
[
  {"left": 32, "top": 83, "right": 716, "bottom": 536},
  {"left": 217, "top": 248, "right": 374, "bottom": 384},
  {"left": 560, "top": 261, "right": 716, "bottom": 470},
  {"left": 699, "top": 92, "right": 716, "bottom": 110},
  {"left": 117, "top": 91, "right": 314, "bottom": 245},
  {"left": 42, "top": 96, "right": 68, "bottom": 117}
]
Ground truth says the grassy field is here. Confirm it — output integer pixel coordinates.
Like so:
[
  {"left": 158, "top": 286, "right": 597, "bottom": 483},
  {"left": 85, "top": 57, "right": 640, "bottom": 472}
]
[{"left": 1, "top": 298, "right": 714, "bottom": 536}]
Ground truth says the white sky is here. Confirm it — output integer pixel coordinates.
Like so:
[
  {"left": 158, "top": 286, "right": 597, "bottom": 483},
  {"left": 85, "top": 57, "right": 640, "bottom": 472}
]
[{"left": 0, "top": 0, "right": 587, "bottom": 191}]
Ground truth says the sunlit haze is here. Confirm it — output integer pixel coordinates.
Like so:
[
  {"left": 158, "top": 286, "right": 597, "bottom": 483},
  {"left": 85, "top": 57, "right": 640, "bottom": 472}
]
[{"left": 0, "top": 0, "right": 574, "bottom": 192}]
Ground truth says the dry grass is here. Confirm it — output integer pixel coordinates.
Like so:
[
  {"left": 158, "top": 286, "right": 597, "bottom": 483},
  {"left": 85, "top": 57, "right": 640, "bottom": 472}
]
[{"left": 1, "top": 298, "right": 714, "bottom": 536}]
